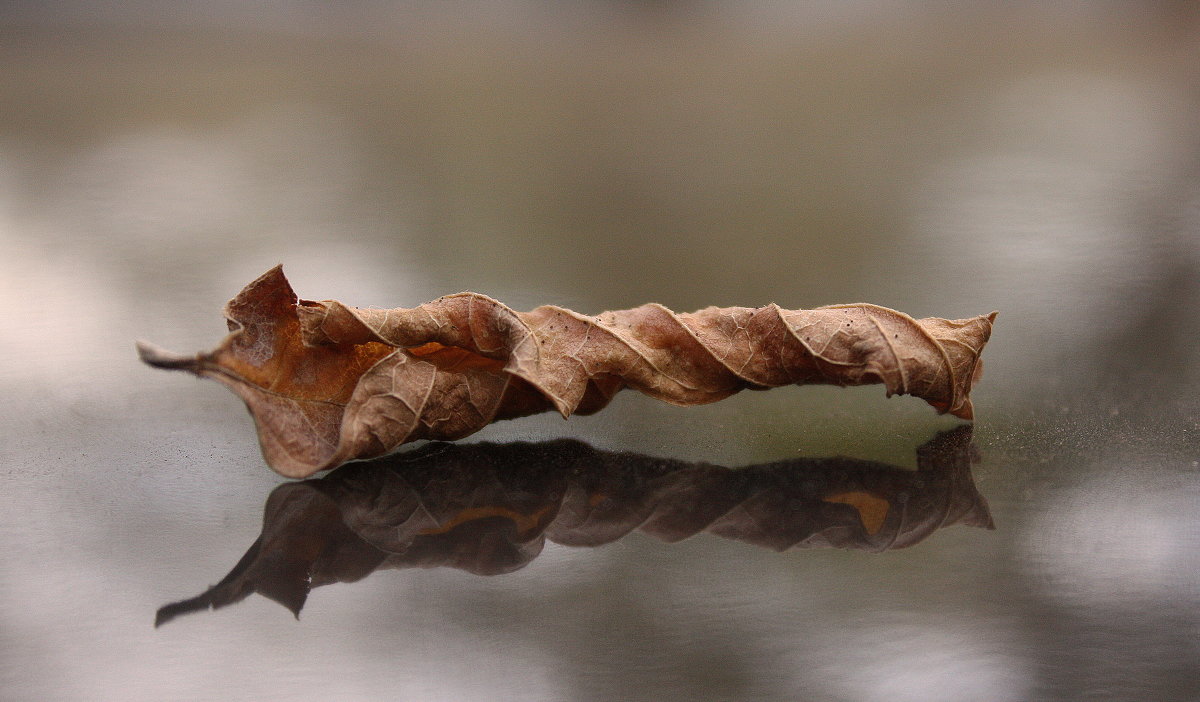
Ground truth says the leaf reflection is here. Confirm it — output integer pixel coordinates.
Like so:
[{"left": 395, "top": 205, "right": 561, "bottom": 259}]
[{"left": 156, "top": 426, "right": 991, "bottom": 626}]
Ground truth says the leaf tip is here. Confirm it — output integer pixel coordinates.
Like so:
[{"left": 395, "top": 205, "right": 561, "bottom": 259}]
[
  {"left": 153, "top": 607, "right": 175, "bottom": 628},
  {"left": 136, "top": 340, "right": 201, "bottom": 372},
  {"left": 153, "top": 595, "right": 211, "bottom": 628},
  {"left": 224, "top": 265, "right": 298, "bottom": 321}
]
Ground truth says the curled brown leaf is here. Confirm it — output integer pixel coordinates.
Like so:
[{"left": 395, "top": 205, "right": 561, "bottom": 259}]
[{"left": 138, "top": 266, "right": 996, "bottom": 477}]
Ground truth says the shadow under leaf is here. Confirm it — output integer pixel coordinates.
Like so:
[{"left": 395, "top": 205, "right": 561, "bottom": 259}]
[{"left": 156, "top": 425, "right": 990, "bottom": 626}]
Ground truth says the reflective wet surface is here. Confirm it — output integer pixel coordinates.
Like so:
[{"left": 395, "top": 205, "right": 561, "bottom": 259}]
[
  {"left": 2, "top": 4, "right": 1199, "bottom": 701},
  {"left": 156, "top": 427, "right": 991, "bottom": 625}
]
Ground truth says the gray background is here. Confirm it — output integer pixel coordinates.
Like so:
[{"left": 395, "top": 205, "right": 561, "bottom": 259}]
[{"left": 2, "top": 3, "right": 1198, "bottom": 700}]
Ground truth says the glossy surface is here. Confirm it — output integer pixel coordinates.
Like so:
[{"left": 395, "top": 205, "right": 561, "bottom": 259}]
[
  {"left": 155, "top": 428, "right": 992, "bottom": 626},
  {"left": 2, "top": 5, "right": 1199, "bottom": 701}
]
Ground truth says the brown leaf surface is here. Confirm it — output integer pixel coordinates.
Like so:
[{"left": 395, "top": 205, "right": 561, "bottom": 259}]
[
  {"left": 138, "top": 266, "right": 996, "bottom": 477},
  {"left": 154, "top": 426, "right": 991, "bottom": 625}
]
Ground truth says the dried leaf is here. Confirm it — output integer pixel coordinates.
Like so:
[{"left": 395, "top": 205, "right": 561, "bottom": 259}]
[
  {"left": 139, "top": 266, "right": 996, "bottom": 477},
  {"left": 155, "top": 426, "right": 990, "bottom": 625}
]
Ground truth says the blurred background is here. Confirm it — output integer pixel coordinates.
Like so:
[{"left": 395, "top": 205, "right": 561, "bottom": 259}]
[{"left": 2, "top": 2, "right": 1198, "bottom": 700}]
